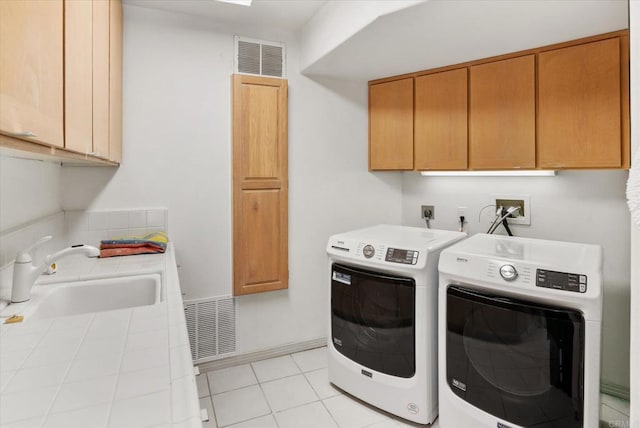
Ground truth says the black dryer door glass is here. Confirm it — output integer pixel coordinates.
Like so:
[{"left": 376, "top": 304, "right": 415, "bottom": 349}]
[
  {"left": 331, "top": 263, "right": 415, "bottom": 378},
  {"left": 446, "top": 286, "right": 585, "bottom": 428}
]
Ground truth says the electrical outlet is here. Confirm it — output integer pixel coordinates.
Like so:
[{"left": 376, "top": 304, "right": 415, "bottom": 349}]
[
  {"left": 491, "top": 194, "right": 530, "bottom": 225},
  {"left": 421, "top": 205, "right": 435, "bottom": 220},
  {"left": 458, "top": 207, "right": 467, "bottom": 218}
]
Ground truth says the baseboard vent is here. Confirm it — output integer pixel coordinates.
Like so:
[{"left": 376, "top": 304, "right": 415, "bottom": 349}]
[
  {"left": 184, "top": 296, "right": 236, "bottom": 363},
  {"left": 235, "top": 36, "right": 285, "bottom": 78}
]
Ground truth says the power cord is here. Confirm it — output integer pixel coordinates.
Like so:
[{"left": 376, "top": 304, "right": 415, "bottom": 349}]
[
  {"left": 488, "top": 206, "right": 521, "bottom": 234},
  {"left": 458, "top": 216, "right": 465, "bottom": 232}
]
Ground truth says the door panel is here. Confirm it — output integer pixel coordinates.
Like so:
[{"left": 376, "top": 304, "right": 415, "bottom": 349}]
[
  {"left": 446, "top": 286, "right": 584, "bottom": 428},
  {"left": 232, "top": 75, "right": 288, "bottom": 295},
  {"left": 369, "top": 78, "right": 414, "bottom": 170},
  {"left": 93, "top": 0, "right": 110, "bottom": 159},
  {"left": 538, "top": 38, "right": 622, "bottom": 168},
  {"left": 469, "top": 55, "right": 535, "bottom": 169},
  {"left": 331, "top": 263, "right": 416, "bottom": 378},
  {"left": 415, "top": 69, "right": 468, "bottom": 170},
  {"left": 65, "top": 0, "right": 93, "bottom": 154},
  {"left": 0, "top": 0, "right": 64, "bottom": 147}
]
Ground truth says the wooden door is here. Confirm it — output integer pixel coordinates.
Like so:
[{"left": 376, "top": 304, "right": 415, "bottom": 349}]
[
  {"left": 538, "top": 37, "right": 623, "bottom": 168},
  {"left": 469, "top": 55, "right": 535, "bottom": 169},
  {"left": 65, "top": 0, "right": 93, "bottom": 154},
  {"left": 369, "top": 78, "right": 414, "bottom": 170},
  {"left": 93, "top": 0, "right": 111, "bottom": 159},
  {"left": 232, "top": 75, "right": 288, "bottom": 295},
  {"left": 109, "top": 0, "right": 123, "bottom": 163},
  {"left": 415, "top": 69, "right": 468, "bottom": 170},
  {"left": 0, "top": 0, "right": 64, "bottom": 147}
]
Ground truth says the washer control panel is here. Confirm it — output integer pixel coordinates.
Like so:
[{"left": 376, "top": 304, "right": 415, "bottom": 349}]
[
  {"left": 385, "top": 248, "right": 419, "bottom": 265},
  {"left": 536, "top": 269, "right": 587, "bottom": 293}
]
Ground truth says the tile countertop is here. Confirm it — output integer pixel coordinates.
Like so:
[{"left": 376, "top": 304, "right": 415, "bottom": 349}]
[{"left": 0, "top": 244, "right": 202, "bottom": 428}]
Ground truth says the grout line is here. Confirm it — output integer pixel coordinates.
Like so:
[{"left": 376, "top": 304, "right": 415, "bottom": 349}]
[
  {"left": 250, "top": 362, "right": 280, "bottom": 428},
  {"left": 103, "top": 309, "right": 134, "bottom": 427},
  {"left": 36, "top": 316, "right": 94, "bottom": 428}
]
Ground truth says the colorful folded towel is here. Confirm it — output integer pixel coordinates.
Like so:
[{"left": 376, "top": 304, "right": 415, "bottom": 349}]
[{"left": 100, "top": 231, "right": 168, "bottom": 258}]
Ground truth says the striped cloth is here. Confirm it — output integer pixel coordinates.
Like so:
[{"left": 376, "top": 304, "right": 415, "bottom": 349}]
[{"left": 100, "top": 231, "right": 168, "bottom": 258}]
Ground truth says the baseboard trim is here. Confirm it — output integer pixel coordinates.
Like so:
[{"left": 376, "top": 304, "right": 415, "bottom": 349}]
[
  {"left": 601, "top": 382, "right": 630, "bottom": 401},
  {"left": 196, "top": 337, "right": 327, "bottom": 373}
]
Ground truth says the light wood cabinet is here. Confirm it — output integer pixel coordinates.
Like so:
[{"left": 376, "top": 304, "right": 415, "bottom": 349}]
[
  {"left": 369, "top": 78, "right": 414, "bottom": 170},
  {"left": 369, "top": 31, "right": 629, "bottom": 172},
  {"left": 538, "top": 37, "right": 626, "bottom": 168},
  {"left": 232, "top": 75, "right": 288, "bottom": 296},
  {"left": 469, "top": 55, "right": 536, "bottom": 170},
  {"left": 92, "top": 0, "right": 110, "bottom": 159},
  {"left": 65, "top": 0, "right": 93, "bottom": 154},
  {"left": 0, "top": 0, "right": 64, "bottom": 148},
  {"left": 109, "top": 0, "right": 123, "bottom": 163},
  {"left": 0, "top": 0, "right": 122, "bottom": 165},
  {"left": 415, "top": 68, "right": 467, "bottom": 170}
]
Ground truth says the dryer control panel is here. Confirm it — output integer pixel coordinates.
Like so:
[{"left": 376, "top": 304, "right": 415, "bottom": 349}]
[
  {"left": 385, "top": 248, "right": 419, "bottom": 265},
  {"left": 536, "top": 269, "right": 587, "bottom": 293}
]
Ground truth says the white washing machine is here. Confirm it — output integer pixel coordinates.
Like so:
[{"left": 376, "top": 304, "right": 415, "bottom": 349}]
[
  {"left": 438, "top": 233, "right": 603, "bottom": 428},
  {"left": 326, "top": 224, "right": 466, "bottom": 424}
]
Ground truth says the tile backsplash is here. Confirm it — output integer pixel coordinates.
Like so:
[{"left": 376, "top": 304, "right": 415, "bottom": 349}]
[
  {"left": 0, "top": 208, "right": 169, "bottom": 301},
  {"left": 0, "top": 212, "right": 66, "bottom": 269},
  {"left": 66, "top": 208, "right": 169, "bottom": 248}
]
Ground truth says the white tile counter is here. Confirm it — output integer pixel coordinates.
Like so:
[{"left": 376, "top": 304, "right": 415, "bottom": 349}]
[{"left": 0, "top": 245, "right": 202, "bottom": 428}]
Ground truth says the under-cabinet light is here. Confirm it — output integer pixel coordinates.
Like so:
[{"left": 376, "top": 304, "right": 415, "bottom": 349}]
[
  {"left": 420, "top": 170, "right": 557, "bottom": 177},
  {"left": 216, "top": 0, "right": 252, "bottom": 6}
]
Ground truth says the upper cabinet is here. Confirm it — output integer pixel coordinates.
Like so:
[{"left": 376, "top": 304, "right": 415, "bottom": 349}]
[
  {"left": 469, "top": 55, "right": 535, "bottom": 170},
  {"left": 415, "top": 68, "right": 467, "bottom": 170},
  {"left": 0, "top": 0, "right": 123, "bottom": 165},
  {"left": 232, "top": 75, "right": 289, "bottom": 296},
  {"left": 369, "top": 78, "right": 414, "bottom": 171},
  {"left": 0, "top": 0, "right": 64, "bottom": 148},
  {"left": 538, "top": 37, "right": 628, "bottom": 169},
  {"left": 369, "top": 31, "right": 630, "bottom": 171}
]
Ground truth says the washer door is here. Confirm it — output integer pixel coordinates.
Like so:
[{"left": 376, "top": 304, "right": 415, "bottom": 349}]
[
  {"left": 446, "top": 286, "right": 585, "bottom": 428},
  {"left": 331, "top": 263, "right": 415, "bottom": 378}
]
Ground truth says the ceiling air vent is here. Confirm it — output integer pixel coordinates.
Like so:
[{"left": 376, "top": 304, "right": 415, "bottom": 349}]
[{"left": 235, "top": 36, "right": 285, "bottom": 78}]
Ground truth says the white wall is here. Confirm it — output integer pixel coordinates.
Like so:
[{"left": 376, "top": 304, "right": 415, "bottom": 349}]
[
  {"left": 297, "top": 0, "right": 424, "bottom": 72},
  {"left": 0, "top": 156, "right": 61, "bottom": 232},
  {"left": 60, "top": 5, "right": 403, "bottom": 353},
  {"left": 629, "top": 0, "right": 639, "bottom": 423},
  {"left": 401, "top": 170, "right": 631, "bottom": 390}
]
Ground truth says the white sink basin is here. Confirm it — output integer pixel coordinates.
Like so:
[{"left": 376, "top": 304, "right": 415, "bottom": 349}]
[{"left": 17, "top": 274, "right": 162, "bottom": 320}]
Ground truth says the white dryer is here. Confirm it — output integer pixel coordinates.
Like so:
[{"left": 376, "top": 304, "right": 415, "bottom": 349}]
[
  {"left": 326, "top": 224, "right": 466, "bottom": 424},
  {"left": 438, "top": 233, "right": 603, "bottom": 428}
]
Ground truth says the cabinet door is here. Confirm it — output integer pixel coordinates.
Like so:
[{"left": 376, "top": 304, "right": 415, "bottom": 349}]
[
  {"left": 369, "top": 78, "right": 414, "bottom": 170},
  {"left": 65, "top": 0, "right": 93, "bottom": 154},
  {"left": 0, "top": 0, "right": 64, "bottom": 147},
  {"left": 109, "top": 0, "right": 123, "bottom": 163},
  {"left": 93, "top": 0, "right": 111, "bottom": 159},
  {"left": 415, "top": 69, "right": 467, "bottom": 170},
  {"left": 538, "top": 38, "right": 622, "bottom": 168},
  {"left": 469, "top": 55, "right": 535, "bottom": 169},
  {"left": 232, "top": 75, "right": 288, "bottom": 295}
]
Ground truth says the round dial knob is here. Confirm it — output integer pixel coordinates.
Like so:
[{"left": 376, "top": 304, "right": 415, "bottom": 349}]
[
  {"left": 363, "top": 245, "right": 375, "bottom": 258},
  {"left": 499, "top": 264, "right": 518, "bottom": 281}
]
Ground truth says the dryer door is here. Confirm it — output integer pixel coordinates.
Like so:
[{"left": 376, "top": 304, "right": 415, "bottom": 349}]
[
  {"left": 331, "top": 263, "right": 415, "bottom": 378},
  {"left": 446, "top": 286, "right": 585, "bottom": 428}
]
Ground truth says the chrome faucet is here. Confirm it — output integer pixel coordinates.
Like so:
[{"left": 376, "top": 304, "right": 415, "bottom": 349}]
[{"left": 11, "top": 236, "right": 100, "bottom": 303}]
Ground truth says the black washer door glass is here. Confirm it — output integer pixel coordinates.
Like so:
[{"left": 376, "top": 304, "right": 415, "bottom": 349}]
[
  {"left": 446, "top": 286, "right": 585, "bottom": 428},
  {"left": 331, "top": 263, "right": 415, "bottom": 378}
]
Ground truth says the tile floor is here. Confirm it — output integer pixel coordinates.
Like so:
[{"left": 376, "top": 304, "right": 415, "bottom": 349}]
[{"left": 197, "top": 346, "right": 630, "bottom": 428}]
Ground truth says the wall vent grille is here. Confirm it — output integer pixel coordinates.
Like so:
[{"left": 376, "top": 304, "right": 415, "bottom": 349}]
[
  {"left": 184, "top": 296, "right": 236, "bottom": 363},
  {"left": 235, "top": 36, "right": 285, "bottom": 78}
]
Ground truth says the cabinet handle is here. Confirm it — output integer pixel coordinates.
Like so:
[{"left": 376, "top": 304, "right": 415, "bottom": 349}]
[{"left": 2, "top": 130, "right": 37, "bottom": 138}]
